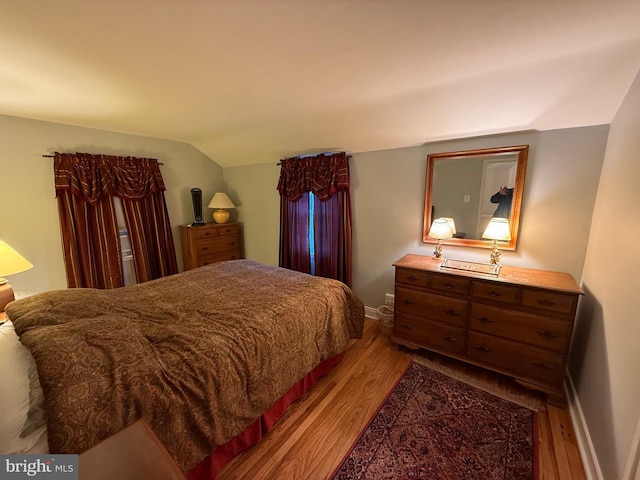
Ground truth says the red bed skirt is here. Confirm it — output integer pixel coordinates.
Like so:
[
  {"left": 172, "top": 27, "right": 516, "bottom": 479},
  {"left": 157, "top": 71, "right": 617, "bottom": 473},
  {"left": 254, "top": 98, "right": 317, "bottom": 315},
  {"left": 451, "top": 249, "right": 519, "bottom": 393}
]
[{"left": 186, "top": 353, "right": 345, "bottom": 480}]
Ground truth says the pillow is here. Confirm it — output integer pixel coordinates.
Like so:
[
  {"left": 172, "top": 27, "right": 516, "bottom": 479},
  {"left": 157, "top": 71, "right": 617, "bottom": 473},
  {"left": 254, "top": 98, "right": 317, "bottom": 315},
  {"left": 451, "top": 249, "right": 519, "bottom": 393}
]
[{"left": 0, "top": 319, "right": 47, "bottom": 454}]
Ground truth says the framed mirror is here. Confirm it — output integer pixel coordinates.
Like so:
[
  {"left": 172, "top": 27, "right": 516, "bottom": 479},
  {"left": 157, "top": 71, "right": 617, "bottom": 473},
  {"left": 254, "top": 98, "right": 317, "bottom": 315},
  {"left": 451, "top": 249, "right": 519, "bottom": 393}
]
[{"left": 423, "top": 145, "right": 528, "bottom": 250}]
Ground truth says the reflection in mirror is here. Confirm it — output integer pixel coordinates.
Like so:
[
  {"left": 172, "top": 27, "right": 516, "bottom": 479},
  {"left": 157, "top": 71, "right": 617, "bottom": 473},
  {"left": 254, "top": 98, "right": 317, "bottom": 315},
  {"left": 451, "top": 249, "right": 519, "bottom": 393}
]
[{"left": 423, "top": 145, "right": 528, "bottom": 251}]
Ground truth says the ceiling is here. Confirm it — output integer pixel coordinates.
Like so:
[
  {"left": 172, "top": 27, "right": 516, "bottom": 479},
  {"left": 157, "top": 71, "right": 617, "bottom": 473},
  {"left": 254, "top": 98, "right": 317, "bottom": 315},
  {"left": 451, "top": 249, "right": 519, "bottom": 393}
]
[{"left": 2, "top": 0, "right": 640, "bottom": 167}]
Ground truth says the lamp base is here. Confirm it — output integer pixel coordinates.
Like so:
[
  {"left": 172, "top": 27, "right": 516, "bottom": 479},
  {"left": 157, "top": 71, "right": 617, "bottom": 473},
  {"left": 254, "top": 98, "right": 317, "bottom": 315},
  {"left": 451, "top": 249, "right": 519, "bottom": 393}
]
[
  {"left": 489, "top": 240, "right": 502, "bottom": 265},
  {"left": 0, "top": 281, "right": 15, "bottom": 311},
  {"left": 433, "top": 240, "right": 444, "bottom": 258},
  {"left": 213, "top": 209, "right": 230, "bottom": 224}
]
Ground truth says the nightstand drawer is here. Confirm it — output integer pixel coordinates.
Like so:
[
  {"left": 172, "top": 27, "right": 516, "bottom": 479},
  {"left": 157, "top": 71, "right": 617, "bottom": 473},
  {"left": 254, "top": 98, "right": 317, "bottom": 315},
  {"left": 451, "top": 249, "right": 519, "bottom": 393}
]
[
  {"left": 394, "top": 312, "right": 466, "bottom": 355},
  {"left": 395, "top": 287, "right": 468, "bottom": 328},
  {"left": 467, "top": 332, "right": 564, "bottom": 386},
  {"left": 472, "top": 281, "right": 518, "bottom": 304},
  {"left": 469, "top": 303, "right": 571, "bottom": 353}
]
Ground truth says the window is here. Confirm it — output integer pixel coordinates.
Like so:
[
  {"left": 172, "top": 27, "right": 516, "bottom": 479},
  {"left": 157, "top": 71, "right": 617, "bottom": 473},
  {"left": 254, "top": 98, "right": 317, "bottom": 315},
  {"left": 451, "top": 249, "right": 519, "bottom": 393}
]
[
  {"left": 277, "top": 152, "right": 353, "bottom": 286},
  {"left": 308, "top": 192, "right": 316, "bottom": 276}
]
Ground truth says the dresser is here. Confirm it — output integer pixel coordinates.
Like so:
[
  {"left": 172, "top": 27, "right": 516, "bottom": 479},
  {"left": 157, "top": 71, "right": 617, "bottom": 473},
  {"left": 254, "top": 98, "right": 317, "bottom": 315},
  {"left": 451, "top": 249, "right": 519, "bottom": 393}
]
[
  {"left": 391, "top": 254, "right": 583, "bottom": 405},
  {"left": 180, "top": 223, "right": 242, "bottom": 270}
]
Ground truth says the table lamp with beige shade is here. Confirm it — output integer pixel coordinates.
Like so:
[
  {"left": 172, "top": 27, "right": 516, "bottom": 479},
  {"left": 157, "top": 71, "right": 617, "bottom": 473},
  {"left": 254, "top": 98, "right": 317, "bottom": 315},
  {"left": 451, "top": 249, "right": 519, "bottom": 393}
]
[
  {"left": 0, "top": 240, "right": 33, "bottom": 311},
  {"left": 427, "top": 218, "right": 454, "bottom": 259},
  {"left": 207, "top": 193, "right": 236, "bottom": 224},
  {"left": 482, "top": 217, "right": 512, "bottom": 265}
]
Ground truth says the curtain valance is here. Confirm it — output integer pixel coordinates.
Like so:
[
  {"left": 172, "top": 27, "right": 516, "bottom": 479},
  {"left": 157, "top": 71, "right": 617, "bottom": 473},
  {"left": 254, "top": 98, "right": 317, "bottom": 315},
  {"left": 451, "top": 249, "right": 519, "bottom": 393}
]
[
  {"left": 276, "top": 152, "right": 350, "bottom": 201},
  {"left": 54, "top": 152, "right": 165, "bottom": 204}
]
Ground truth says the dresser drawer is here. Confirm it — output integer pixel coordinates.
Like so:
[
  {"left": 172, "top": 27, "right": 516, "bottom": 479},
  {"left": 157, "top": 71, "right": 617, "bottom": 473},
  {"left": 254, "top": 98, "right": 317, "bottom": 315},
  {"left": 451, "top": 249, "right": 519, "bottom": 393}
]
[
  {"left": 395, "top": 287, "right": 468, "bottom": 328},
  {"left": 198, "top": 250, "right": 241, "bottom": 267},
  {"left": 430, "top": 274, "right": 470, "bottom": 296},
  {"left": 196, "top": 236, "right": 240, "bottom": 256},
  {"left": 467, "top": 332, "right": 564, "bottom": 386},
  {"left": 521, "top": 289, "right": 577, "bottom": 315},
  {"left": 471, "top": 281, "right": 518, "bottom": 304},
  {"left": 193, "top": 224, "right": 239, "bottom": 241},
  {"left": 469, "top": 304, "right": 571, "bottom": 353},
  {"left": 396, "top": 268, "right": 429, "bottom": 288},
  {"left": 394, "top": 312, "right": 466, "bottom": 355}
]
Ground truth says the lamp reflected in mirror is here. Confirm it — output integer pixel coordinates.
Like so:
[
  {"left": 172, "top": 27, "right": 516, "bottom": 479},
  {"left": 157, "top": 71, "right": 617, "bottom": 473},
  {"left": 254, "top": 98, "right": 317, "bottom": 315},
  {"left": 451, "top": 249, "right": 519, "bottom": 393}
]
[
  {"left": 428, "top": 218, "right": 454, "bottom": 259},
  {"left": 482, "top": 218, "right": 512, "bottom": 265}
]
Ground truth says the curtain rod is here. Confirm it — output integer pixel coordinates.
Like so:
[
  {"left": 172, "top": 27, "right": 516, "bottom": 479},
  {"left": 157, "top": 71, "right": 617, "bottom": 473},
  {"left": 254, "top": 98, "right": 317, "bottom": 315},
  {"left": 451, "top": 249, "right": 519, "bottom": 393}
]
[{"left": 42, "top": 154, "right": 164, "bottom": 165}]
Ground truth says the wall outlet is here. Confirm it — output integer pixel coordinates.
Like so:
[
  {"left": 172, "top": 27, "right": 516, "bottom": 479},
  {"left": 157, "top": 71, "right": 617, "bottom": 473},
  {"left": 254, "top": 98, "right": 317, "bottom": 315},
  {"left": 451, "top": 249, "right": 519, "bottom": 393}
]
[{"left": 385, "top": 293, "right": 395, "bottom": 307}]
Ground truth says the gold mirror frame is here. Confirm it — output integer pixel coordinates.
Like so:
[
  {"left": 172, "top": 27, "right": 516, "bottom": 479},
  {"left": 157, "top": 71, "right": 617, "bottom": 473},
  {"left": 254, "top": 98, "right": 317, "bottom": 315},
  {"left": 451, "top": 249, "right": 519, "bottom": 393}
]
[{"left": 422, "top": 145, "right": 528, "bottom": 250}]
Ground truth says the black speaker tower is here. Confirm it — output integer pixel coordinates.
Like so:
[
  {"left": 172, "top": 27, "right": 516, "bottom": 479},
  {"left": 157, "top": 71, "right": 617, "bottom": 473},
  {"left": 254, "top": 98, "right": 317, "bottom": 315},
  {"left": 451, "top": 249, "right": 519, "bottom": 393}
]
[{"left": 190, "top": 188, "right": 205, "bottom": 225}]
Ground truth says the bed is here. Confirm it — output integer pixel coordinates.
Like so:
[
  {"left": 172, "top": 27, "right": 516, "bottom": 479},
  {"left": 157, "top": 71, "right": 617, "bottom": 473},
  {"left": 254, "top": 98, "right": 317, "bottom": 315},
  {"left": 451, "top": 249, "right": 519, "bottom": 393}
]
[{"left": 1, "top": 259, "right": 365, "bottom": 478}]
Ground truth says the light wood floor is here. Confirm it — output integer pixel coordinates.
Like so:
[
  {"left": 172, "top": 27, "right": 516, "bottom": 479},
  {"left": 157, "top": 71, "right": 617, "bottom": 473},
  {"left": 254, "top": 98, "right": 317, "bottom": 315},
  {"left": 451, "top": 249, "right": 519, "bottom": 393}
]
[{"left": 217, "top": 318, "right": 587, "bottom": 480}]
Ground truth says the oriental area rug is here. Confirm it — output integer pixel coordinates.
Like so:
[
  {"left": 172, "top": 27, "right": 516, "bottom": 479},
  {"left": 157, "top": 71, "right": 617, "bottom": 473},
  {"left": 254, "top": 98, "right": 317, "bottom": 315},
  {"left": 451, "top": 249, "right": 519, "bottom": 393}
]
[{"left": 330, "top": 362, "right": 537, "bottom": 480}]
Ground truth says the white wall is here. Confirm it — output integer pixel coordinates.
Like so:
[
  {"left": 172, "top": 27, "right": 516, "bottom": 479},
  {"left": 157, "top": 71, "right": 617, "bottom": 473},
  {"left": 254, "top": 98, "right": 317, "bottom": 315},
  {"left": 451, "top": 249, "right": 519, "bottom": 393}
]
[
  {"left": 227, "top": 126, "right": 609, "bottom": 307},
  {"left": 569, "top": 69, "right": 640, "bottom": 480},
  {"left": 0, "top": 114, "right": 223, "bottom": 293}
]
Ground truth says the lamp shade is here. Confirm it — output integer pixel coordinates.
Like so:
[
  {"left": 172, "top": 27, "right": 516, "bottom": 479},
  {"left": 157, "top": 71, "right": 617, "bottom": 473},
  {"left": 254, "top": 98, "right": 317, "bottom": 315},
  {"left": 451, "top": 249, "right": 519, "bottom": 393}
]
[
  {"left": 482, "top": 218, "right": 512, "bottom": 241},
  {"left": 441, "top": 217, "right": 456, "bottom": 235},
  {"left": 0, "top": 240, "right": 33, "bottom": 280},
  {"left": 207, "top": 193, "right": 236, "bottom": 209},
  {"left": 428, "top": 218, "right": 453, "bottom": 240}
]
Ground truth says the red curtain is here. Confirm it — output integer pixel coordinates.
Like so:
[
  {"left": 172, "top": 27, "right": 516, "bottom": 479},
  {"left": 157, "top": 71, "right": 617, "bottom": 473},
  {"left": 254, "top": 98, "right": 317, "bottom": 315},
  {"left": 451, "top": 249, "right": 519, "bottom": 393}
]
[
  {"left": 277, "top": 152, "right": 352, "bottom": 286},
  {"left": 54, "top": 152, "right": 178, "bottom": 288}
]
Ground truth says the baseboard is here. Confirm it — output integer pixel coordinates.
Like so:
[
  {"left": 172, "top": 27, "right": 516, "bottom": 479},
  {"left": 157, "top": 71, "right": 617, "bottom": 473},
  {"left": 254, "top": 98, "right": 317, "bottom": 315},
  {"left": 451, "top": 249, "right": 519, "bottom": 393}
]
[
  {"left": 364, "top": 306, "right": 378, "bottom": 320},
  {"left": 565, "top": 372, "right": 604, "bottom": 480}
]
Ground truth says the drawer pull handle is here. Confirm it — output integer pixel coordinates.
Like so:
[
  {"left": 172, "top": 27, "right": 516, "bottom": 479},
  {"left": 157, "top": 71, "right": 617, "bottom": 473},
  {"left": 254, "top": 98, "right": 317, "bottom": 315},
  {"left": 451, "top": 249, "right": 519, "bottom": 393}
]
[
  {"left": 443, "top": 282, "right": 454, "bottom": 289},
  {"left": 537, "top": 331, "right": 558, "bottom": 340},
  {"left": 443, "top": 308, "right": 459, "bottom": 316},
  {"left": 442, "top": 336, "right": 457, "bottom": 343},
  {"left": 476, "top": 316, "right": 494, "bottom": 324},
  {"left": 537, "top": 299, "right": 555, "bottom": 307},
  {"left": 400, "top": 322, "right": 412, "bottom": 330},
  {"left": 531, "top": 362, "right": 552, "bottom": 369},
  {"left": 407, "top": 275, "right": 419, "bottom": 281},
  {"left": 402, "top": 299, "right": 415, "bottom": 305},
  {"left": 487, "top": 290, "right": 501, "bottom": 297},
  {"left": 473, "top": 345, "right": 490, "bottom": 353}
]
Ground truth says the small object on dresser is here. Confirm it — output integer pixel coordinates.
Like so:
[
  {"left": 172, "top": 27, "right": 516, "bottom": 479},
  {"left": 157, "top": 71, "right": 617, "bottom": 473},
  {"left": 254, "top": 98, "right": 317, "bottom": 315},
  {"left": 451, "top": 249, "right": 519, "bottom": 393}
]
[
  {"left": 441, "top": 258, "right": 500, "bottom": 276},
  {"left": 190, "top": 188, "right": 205, "bottom": 226}
]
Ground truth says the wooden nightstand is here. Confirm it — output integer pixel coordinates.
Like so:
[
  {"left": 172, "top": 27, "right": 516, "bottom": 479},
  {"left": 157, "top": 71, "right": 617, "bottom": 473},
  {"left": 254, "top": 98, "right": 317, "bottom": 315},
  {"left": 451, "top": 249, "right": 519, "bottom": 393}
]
[
  {"left": 180, "top": 222, "right": 242, "bottom": 270},
  {"left": 79, "top": 419, "right": 186, "bottom": 480}
]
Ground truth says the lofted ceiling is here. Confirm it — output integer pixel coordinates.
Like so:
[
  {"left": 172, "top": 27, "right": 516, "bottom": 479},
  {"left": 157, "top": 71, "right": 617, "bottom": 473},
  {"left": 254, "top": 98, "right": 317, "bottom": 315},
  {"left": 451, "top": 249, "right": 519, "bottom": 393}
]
[{"left": 1, "top": 0, "right": 640, "bottom": 167}]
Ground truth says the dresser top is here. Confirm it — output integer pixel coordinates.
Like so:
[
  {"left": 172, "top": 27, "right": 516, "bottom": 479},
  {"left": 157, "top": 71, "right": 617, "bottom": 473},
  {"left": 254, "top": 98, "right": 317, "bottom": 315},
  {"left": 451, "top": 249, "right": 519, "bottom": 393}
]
[{"left": 393, "top": 254, "right": 583, "bottom": 295}]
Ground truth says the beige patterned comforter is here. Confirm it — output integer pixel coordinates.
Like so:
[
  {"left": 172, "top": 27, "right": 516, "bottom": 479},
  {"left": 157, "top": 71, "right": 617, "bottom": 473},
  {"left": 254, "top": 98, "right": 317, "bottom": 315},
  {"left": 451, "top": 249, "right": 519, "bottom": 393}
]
[{"left": 7, "top": 260, "right": 364, "bottom": 472}]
